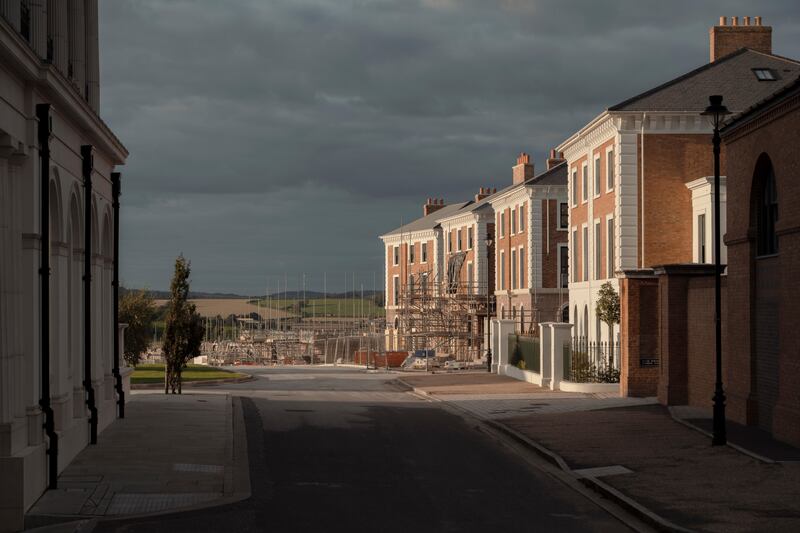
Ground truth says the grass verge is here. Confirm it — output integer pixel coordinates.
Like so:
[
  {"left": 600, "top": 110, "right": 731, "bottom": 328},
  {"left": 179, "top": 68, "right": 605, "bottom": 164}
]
[{"left": 132, "top": 364, "right": 248, "bottom": 384}]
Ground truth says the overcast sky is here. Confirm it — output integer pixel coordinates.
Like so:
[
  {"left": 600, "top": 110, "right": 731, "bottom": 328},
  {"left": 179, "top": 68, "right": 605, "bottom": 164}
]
[{"left": 99, "top": 0, "right": 800, "bottom": 295}]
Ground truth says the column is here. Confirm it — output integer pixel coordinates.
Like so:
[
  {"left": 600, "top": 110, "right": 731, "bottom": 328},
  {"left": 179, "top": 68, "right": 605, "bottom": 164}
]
[
  {"left": 30, "top": 0, "right": 47, "bottom": 57},
  {"left": 85, "top": 0, "right": 99, "bottom": 109},
  {"left": 68, "top": 0, "right": 85, "bottom": 91},
  {"left": 48, "top": 0, "right": 68, "bottom": 74},
  {"left": 538, "top": 322, "right": 553, "bottom": 388},
  {"left": 549, "top": 322, "right": 574, "bottom": 391},
  {"left": 1, "top": 0, "right": 21, "bottom": 32}
]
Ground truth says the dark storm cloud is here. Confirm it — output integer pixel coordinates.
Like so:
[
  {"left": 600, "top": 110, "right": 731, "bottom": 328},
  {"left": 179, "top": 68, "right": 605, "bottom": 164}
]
[{"left": 101, "top": 0, "right": 800, "bottom": 293}]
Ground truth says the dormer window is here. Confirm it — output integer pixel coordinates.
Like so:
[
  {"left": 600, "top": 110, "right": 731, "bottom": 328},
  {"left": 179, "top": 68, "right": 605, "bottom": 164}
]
[{"left": 753, "top": 68, "right": 776, "bottom": 81}]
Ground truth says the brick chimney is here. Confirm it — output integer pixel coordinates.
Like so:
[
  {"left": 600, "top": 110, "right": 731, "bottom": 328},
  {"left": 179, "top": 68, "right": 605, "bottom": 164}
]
[
  {"left": 546, "top": 149, "right": 565, "bottom": 170},
  {"left": 512, "top": 152, "right": 535, "bottom": 185},
  {"left": 474, "top": 187, "right": 492, "bottom": 202},
  {"left": 423, "top": 197, "right": 445, "bottom": 216},
  {"left": 710, "top": 16, "right": 772, "bottom": 62}
]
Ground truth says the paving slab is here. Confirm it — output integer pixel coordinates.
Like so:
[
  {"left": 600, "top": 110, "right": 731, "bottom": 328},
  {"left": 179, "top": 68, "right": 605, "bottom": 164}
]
[
  {"left": 501, "top": 405, "right": 800, "bottom": 533},
  {"left": 27, "top": 393, "right": 246, "bottom": 525}
]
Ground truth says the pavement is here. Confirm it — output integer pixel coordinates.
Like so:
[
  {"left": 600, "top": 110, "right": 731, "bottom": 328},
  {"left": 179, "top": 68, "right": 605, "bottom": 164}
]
[
  {"left": 401, "top": 372, "right": 800, "bottom": 533},
  {"left": 81, "top": 367, "right": 631, "bottom": 533},
  {"left": 26, "top": 393, "right": 249, "bottom": 531}
]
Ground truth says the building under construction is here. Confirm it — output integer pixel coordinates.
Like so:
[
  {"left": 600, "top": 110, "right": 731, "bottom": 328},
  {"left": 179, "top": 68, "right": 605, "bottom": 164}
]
[{"left": 395, "top": 253, "right": 494, "bottom": 361}]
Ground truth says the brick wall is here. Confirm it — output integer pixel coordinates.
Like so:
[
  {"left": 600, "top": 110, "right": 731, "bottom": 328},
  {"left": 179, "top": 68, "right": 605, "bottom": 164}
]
[
  {"left": 639, "top": 134, "right": 724, "bottom": 269},
  {"left": 723, "top": 94, "right": 800, "bottom": 446},
  {"left": 619, "top": 271, "right": 660, "bottom": 397}
]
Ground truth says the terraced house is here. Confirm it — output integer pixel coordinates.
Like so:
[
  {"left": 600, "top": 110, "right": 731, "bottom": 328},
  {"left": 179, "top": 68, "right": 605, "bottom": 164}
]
[
  {"left": 489, "top": 152, "right": 569, "bottom": 333},
  {"left": 557, "top": 16, "right": 800, "bottom": 395}
]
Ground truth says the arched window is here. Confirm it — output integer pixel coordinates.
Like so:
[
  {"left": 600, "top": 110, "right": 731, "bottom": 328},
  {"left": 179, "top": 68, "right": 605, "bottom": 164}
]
[
  {"left": 393, "top": 316, "right": 399, "bottom": 330},
  {"left": 756, "top": 156, "right": 778, "bottom": 256}
]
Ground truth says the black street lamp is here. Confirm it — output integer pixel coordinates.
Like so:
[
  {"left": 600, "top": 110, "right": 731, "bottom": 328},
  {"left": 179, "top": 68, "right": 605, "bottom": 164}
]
[
  {"left": 701, "top": 94, "right": 731, "bottom": 446},
  {"left": 485, "top": 237, "right": 494, "bottom": 372}
]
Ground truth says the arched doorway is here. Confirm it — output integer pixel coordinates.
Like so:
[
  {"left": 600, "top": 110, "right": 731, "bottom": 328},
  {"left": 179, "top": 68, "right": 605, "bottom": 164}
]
[{"left": 752, "top": 153, "right": 779, "bottom": 431}]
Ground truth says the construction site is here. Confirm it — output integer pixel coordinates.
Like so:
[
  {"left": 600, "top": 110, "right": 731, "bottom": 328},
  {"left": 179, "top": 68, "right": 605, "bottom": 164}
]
[{"left": 393, "top": 251, "right": 494, "bottom": 362}]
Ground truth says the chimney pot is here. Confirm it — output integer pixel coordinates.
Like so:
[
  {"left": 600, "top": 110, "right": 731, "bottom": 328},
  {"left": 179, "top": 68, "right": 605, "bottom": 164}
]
[
  {"left": 710, "top": 15, "right": 771, "bottom": 62},
  {"left": 719, "top": 16, "right": 727, "bottom": 25}
]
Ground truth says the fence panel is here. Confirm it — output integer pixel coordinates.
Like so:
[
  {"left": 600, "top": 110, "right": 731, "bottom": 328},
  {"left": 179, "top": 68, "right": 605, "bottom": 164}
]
[
  {"left": 508, "top": 334, "right": 540, "bottom": 373},
  {"left": 565, "top": 337, "right": 620, "bottom": 383}
]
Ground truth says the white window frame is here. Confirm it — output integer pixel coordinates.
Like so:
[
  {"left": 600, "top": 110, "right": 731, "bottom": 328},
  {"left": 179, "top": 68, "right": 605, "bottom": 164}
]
[
  {"left": 499, "top": 250, "right": 506, "bottom": 290},
  {"left": 392, "top": 275, "right": 399, "bottom": 305},
  {"left": 606, "top": 147, "right": 615, "bottom": 192},
  {"left": 519, "top": 246, "right": 525, "bottom": 289},
  {"left": 558, "top": 202, "right": 569, "bottom": 231},
  {"left": 457, "top": 229, "right": 462, "bottom": 251},
  {"left": 519, "top": 203, "right": 525, "bottom": 233},
  {"left": 571, "top": 228, "right": 578, "bottom": 283},
  {"left": 448, "top": 231, "right": 452, "bottom": 253},
  {"left": 606, "top": 214, "right": 615, "bottom": 278},
  {"left": 421, "top": 242, "right": 428, "bottom": 263},
  {"left": 582, "top": 163, "right": 588, "bottom": 203},
  {"left": 582, "top": 224, "right": 588, "bottom": 282},
  {"left": 511, "top": 248, "right": 517, "bottom": 290},
  {"left": 467, "top": 226, "right": 474, "bottom": 250},
  {"left": 697, "top": 212, "right": 707, "bottom": 263},
  {"left": 409, "top": 243, "right": 415, "bottom": 264},
  {"left": 557, "top": 243, "right": 569, "bottom": 288},
  {"left": 593, "top": 155, "right": 601, "bottom": 199},
  {"left": 594, "top": 219, "right": 602, "bottom": 280},
  {"left": 499, "top": 212, "right": 505, "bottom": 238},
  {"left": 393, "top": 246, "right": 399, "bottom": 266},
  {"left": 466, "top": 261, "right": 474, "bottom": 293},
  {"left": 511, "top": 208, "right": 517, "bottom": 234},
  {"left": 571, "top": 169, "right": 578, "bottom": 207}
]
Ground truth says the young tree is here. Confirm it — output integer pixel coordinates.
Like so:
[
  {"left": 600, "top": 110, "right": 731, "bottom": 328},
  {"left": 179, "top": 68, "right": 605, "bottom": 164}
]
[
  {"left": 119, "top": 289, "right": 157, "bottom": 367},
  {"left": 595, "top": 281, "right": 620, "bottom": 343},
  {"left": 162, "top": 255, "right": 205, "bottom": 394}
]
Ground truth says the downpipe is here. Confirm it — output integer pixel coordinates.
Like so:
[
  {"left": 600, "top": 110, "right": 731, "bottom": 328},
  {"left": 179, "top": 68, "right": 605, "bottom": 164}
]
[
  {"left": 36, "top": 103, "right": 59, "bottom": 488},
  {"left": 111, "top": 172, "right": 124, "bottom": 418},
  {"left": 82, "top": 145, "right": 98, "bottom": 444}
]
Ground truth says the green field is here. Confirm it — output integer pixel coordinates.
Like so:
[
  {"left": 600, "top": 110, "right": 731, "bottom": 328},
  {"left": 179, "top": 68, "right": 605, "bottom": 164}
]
[
  {"left": 131, "top": 364, "right": 248, "bottom": 384},
  {"left": 250, "top": 297, "right": 385, "bottom": 318}
]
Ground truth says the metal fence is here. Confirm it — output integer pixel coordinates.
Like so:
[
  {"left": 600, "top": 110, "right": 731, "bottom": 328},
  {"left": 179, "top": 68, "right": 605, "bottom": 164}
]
[{"left": 563, "top": 337, "right": 620, "bottom": 383}]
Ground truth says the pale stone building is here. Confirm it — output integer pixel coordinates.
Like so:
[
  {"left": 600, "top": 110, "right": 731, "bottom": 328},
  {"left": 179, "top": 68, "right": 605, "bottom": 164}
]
[{"left": 0, "top": 3, "right": 128, "bottom": 529}]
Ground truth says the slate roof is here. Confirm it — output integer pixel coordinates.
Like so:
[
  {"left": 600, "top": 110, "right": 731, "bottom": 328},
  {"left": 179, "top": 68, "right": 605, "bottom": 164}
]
[
  {"left": 608, "top": 49, "right": 800, "bottom": 114},
  {"left": 381, "top": 201, "right": 471, "bottom": 237},
  {"left": 382, "top": 163, "right": 567, "bottom": 237},
  {"left": 721, "top": 73, "right": 800, "bottom": 134}
]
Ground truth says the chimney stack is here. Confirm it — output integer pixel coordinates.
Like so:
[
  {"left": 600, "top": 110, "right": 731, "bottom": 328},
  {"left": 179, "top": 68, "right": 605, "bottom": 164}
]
[
  {"left": 512, "top": 152, "right": 535, "bottom": 185},
  {"left": 423, "top": 197, "right": 446, "bottom": 216},
  {"left": 546, "top": 149, "right": 565, "bottom": 170},
  {"left": 710, "top": 16, "right": 771, "bottom": 62},
  {"left": 475, "top": 186, "right": 492, "bottom": 202}
]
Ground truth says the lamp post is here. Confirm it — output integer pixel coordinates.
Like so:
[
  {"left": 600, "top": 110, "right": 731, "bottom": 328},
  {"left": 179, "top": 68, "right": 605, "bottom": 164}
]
[
  {"left": 485, "top": 237, "right": 494, "bottom": 372},
  {"left": 701, "top": 94, "right": 731, "bottom": 446}
]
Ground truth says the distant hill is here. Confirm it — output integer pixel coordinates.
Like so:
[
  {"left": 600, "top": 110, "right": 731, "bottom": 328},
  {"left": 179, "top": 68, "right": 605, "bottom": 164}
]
[{"left": 122, "top": 287, "right": 384, "bottom": 300}]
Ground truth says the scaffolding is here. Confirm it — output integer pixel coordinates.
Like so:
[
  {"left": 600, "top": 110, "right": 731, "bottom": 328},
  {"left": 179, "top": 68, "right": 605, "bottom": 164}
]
[{"left": 396, "top": 253, "right": 494, "bottom": 361}]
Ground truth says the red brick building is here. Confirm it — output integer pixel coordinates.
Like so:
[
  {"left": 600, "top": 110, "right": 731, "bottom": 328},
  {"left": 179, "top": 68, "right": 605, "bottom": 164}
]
[
  {"left": 557, "top": 16, "right": 800, "bottom": 396},
  {"left": 721, "top": 77, "right": 800, "bottom": 445},
  {"left": 488, "top": 153, "right": 569, "bottom": 333}
]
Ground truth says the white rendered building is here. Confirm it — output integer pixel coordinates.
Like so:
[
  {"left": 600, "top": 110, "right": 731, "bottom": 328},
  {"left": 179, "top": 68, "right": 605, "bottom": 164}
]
[{"left": 0, "top": 3, "right": 128, "bottom": 529}]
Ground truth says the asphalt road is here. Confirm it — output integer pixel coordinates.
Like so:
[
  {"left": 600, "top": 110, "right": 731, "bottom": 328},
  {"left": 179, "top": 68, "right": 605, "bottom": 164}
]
[{"left": 94, "top": 367, "right": 628, "bottom": 532}]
